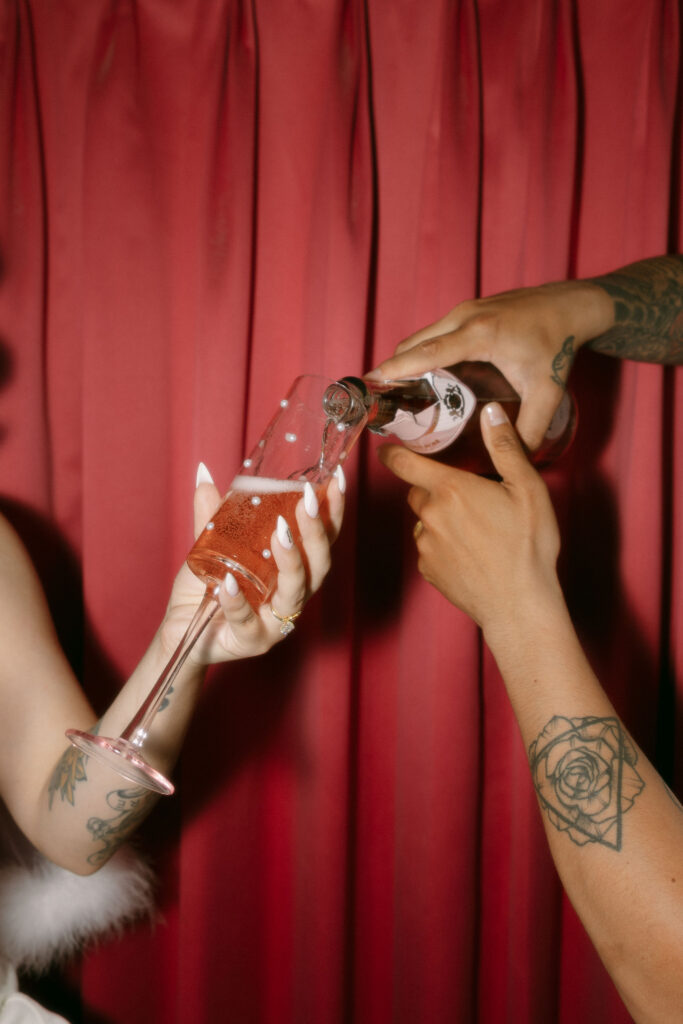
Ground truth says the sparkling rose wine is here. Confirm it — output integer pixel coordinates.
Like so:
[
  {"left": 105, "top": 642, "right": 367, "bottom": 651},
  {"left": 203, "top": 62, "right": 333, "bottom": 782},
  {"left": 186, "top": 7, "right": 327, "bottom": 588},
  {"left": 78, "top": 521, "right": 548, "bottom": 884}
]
[{"left": 187, "top": 476, "right": 325, "bottom": 608}]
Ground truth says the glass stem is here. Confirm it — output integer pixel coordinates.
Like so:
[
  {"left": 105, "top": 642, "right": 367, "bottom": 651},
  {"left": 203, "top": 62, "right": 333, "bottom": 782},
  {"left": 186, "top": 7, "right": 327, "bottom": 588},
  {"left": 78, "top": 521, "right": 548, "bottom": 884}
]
[{"left": 121, "top": 587, "right": 220, "bottom": 748}]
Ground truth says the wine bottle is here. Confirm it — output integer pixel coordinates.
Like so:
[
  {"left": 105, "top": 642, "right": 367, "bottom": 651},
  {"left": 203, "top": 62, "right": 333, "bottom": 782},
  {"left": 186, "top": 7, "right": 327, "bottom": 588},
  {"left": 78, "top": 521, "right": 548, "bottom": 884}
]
[{"left": 331, "top": 362, "right": 576, "bottom": 474}]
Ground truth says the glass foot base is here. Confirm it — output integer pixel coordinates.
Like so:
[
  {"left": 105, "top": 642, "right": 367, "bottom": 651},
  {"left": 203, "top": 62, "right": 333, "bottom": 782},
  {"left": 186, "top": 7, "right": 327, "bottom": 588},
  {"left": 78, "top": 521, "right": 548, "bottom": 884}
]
[{"left": 65, "top": 729, "right": 175, "bottom": 796}]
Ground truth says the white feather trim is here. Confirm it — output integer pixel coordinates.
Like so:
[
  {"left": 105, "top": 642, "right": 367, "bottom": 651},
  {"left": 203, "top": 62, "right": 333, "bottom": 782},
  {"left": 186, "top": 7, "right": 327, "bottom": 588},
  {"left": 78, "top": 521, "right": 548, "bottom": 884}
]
[{"left": 0, "top": 846, "right": 155, "bottom": 973}]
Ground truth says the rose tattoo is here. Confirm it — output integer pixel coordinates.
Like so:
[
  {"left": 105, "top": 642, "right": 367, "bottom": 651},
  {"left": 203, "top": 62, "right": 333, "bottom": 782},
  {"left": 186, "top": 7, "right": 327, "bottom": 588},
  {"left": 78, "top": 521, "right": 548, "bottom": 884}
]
[{"left": 529, "top": 716, "right": 645, "bottom": 850}]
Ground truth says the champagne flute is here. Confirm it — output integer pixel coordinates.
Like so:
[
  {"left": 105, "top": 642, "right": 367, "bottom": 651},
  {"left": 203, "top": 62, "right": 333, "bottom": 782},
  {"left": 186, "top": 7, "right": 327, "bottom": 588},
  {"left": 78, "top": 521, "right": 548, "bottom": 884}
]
[{"left": 65, "top": 375, "right": 367, "bottom": 795}]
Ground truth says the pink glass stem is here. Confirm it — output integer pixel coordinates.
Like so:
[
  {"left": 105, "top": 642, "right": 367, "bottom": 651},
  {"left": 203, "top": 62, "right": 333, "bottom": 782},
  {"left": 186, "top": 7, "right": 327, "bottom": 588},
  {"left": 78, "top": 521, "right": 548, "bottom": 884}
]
[{"left": 121, "top": 588, "right": 219, "bottom": 748}]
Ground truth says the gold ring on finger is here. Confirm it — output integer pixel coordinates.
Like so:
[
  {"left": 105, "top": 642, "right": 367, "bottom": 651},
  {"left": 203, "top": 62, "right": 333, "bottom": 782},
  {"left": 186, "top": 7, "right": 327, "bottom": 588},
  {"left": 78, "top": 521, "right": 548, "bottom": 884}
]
[{"left": 270, "top": 605, "right": 302, "bottom": 636}]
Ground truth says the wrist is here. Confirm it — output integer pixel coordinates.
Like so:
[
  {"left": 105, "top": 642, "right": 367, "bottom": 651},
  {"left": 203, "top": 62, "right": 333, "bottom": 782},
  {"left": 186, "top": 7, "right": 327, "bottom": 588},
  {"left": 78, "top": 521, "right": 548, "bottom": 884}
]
[
  {"left": 481, "top": 576, "right": 570, "bottom": 663},
  {"left": 547, "top": 279, "right": 615, "bottom": 349},
  {"left": 148, "top": 620, "right": 207, "bottom": 683}
]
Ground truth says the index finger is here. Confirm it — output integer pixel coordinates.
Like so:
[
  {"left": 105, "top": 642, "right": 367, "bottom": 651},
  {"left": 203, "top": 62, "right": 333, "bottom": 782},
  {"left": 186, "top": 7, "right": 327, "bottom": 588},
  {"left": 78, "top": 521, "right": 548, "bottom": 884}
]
[
  {"left": 366, "top": 326, "right": 478, "bottom": 384},
  {"left": 480, "top": 403, "right": 539, "bottom": 485},
  {"left": 377, "top": 443, "right": 466, "bottom": 490}
]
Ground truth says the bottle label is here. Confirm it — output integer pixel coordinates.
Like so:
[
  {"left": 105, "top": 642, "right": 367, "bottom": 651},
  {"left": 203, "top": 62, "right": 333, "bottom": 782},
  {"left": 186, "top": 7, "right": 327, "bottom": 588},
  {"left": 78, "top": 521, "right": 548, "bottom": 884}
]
[{"left": 382, "top": 370, "right": 477, "bottom": 454}]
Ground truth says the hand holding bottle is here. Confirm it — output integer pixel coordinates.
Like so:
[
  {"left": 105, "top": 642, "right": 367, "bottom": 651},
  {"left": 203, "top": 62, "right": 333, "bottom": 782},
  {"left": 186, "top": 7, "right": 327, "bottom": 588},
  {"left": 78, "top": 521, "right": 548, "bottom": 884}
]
[
  {"left": 340, "top": 361, "right": 576, "bottom": 474},
  {"left": 367, "top": 280, "right": 613, "bottom": 451},
  {"left": 377, "top": 402, "right": 563, "bottom": 641}
]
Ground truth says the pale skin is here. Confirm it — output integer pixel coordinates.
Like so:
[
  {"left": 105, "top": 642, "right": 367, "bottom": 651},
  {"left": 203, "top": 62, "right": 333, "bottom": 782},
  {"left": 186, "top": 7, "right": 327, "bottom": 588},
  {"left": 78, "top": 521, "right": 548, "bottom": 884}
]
[
  {"left": 367, "top": 254, "right": 683, "bottom": 449},
  {"left": 0, "top": 465, "right": 344, "bottom": 875},
  {"left": 378, "top": 413, "right": 683, "bottom": 1024}
]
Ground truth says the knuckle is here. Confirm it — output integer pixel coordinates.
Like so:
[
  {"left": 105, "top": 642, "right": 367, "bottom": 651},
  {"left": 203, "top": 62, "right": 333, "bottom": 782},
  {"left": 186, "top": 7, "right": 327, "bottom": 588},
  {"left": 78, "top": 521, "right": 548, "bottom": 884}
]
[
  {"left": 416, "top": 335, "right": 442, "bottom": 360},
  {"left": 462, "top": 309, "right": 498, "bottom": 338},
  {"left": 407, "top": 484, "right": 423, "bottom": 511},
  {"left": 419, "top": 504, "right": 436, "bottom": 531},
  {"left": 516, "top": 470, "right": 548, "bottom": 509},
  {"left": 391, "top": 447, "right": 416, "bottom": 476},
  {"left": 490, "top": 429, "right": 519, "bottom": 454},
  {"left": 445, "top": 297, "right": 478, "bottom": 324},
  {"left": 428, "top": 481, "right": 458, "bottom": 520}
]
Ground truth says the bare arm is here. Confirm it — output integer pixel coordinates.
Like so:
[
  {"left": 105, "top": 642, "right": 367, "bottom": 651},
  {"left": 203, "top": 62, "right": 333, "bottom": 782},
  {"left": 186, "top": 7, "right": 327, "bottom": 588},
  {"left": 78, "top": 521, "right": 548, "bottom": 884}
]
[
  {"left": 378, "top": 416, "right": 683, "bottom": 1024},
  {"left": 0, "top": 467, "right": 344, "bottom": 874},
  {"left": 368, "top": 254, "right": 683, "bottom": 450}
]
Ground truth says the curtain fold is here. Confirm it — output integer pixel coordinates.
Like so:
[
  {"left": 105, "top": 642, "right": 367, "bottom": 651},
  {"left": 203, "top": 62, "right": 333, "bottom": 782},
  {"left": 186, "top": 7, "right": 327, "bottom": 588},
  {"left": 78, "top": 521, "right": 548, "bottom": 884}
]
[{"left": 0, "top": 2, "right": 681, "bottom": 1022}]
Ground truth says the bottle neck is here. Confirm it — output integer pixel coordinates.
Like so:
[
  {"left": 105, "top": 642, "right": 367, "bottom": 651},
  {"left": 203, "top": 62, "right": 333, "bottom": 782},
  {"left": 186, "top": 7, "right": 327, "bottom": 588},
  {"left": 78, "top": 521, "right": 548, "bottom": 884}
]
[{"left": 339, "top": 376, "right": 436, "bottom": 432}]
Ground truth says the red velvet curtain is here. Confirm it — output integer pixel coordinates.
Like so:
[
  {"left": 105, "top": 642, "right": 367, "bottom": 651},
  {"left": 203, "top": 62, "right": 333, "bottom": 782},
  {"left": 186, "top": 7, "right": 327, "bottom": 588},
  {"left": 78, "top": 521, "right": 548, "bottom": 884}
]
[{"left": 1, "top": 1, "right": 682, "bottom": 1021}]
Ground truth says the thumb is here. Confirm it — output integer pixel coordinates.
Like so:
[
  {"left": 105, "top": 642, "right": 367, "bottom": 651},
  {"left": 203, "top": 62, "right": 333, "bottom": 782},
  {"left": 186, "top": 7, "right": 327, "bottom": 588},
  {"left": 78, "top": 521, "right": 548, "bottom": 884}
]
[{"left": 480, "top": 403, "right": 536, "bottom": 482}]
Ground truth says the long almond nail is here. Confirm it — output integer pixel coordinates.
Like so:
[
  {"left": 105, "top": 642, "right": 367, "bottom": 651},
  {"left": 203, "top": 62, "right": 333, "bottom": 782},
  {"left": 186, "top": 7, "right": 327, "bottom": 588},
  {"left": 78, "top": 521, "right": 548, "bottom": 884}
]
[
  {"left": 277, "top": 515, "right": 294, "bottom": 549},
  {"left": 304, "top": 482, "right": 319, "bottom": 518},
  {"left": 196, "top": 462, "right": 214, "bottom": 487},
  {"left": 223, "top": 572, "right": 240, "bottom": 597},
  {"left": 334, "top": 464, "right": 346, "bottom": 494}
]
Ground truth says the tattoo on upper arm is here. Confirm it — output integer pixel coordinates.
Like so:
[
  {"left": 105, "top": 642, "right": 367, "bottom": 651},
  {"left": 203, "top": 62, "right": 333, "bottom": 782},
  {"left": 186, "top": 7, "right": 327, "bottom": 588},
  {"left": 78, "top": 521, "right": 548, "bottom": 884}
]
[
  {"left": 550, "top": 336, "right": 575, "bottom": 388},
  {"left": 528, "top": 716, "right": 645, "bottom": 851},
  {"left": 86, "top": 786, "right": 154, "bottom": 867},
  {"left": 588, "top": 255, "right": 683, "bottom": 363}
]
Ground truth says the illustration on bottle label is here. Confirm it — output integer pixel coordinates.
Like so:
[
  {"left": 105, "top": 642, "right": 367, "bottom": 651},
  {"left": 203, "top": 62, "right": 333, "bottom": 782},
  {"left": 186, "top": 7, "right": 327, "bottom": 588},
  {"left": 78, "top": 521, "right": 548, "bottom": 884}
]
[{"left": 382, "top": 370, "right": 477, "bottom": 454}]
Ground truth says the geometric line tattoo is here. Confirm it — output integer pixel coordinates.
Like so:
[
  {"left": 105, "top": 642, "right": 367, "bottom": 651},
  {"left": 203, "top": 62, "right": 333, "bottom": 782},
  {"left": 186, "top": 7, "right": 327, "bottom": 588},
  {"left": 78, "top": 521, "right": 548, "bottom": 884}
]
[{"left": 529, "top": 715, "right": 645, "bottom": 851}]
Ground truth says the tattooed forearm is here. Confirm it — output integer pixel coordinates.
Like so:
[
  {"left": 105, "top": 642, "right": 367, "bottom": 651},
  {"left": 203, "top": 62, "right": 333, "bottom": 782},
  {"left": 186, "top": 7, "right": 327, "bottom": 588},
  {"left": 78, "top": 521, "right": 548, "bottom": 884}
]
[
  {"left": 528, "top": 715, "right": 645, "bottom": 851},
  {"left": 86, "top": 786, "right": 155, "bottom": 866},
  {"left": 587, "top": 255, "right": 683, "bottom": 363},
  {"left": 48, "top": 721, "right": 100, "bottom": 809},
  {"left": 48, "top": 746, "right": 88, "bottom": 808},
  {"left": 550, "top": 335, "right": 576, "bottom": 388},
  {"left": 159, "top": 685, "right": 174, "bottom": 712}
]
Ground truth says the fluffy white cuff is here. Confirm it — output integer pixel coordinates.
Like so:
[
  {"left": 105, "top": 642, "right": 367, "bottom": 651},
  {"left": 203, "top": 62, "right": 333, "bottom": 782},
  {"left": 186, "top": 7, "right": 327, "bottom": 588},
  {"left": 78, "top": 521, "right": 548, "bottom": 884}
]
[{"left": 0, "top": 847, "right": 155, "bottom": 973}]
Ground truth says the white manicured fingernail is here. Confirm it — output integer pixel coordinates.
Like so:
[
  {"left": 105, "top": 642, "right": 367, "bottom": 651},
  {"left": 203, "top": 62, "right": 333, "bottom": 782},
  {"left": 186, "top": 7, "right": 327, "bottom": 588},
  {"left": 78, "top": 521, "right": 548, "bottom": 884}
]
[
  {"left": 304, "top": 482, "right": 319, "bottom": 518},
  {"left": 276, "top": 515, "right": 294, "bottom": 549},
  {"left": 196, "top": 462, "right": 214, "bottom": 487},
  {"left": 223, "top": 572, "right": 239, "bottom": 596},
  {"left": 334, "top": 464, "right": 346, "bottom": 494},
  {"left": 485, "top": 403, "right": 508, "bottom": 426}
]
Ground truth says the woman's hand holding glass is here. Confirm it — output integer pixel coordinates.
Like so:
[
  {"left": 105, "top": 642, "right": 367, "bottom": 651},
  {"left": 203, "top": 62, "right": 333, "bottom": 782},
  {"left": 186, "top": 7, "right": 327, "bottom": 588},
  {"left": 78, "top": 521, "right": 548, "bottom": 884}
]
[{"left": 160, "top": 461, "right": 345, "bottom": 665}]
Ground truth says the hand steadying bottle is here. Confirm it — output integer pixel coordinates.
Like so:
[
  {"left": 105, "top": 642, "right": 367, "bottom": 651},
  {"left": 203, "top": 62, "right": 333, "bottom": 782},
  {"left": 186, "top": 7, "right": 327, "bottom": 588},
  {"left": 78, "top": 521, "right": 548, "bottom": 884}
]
[{"left": 328, "top": 362, "right": 576, "bottom": 474}]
